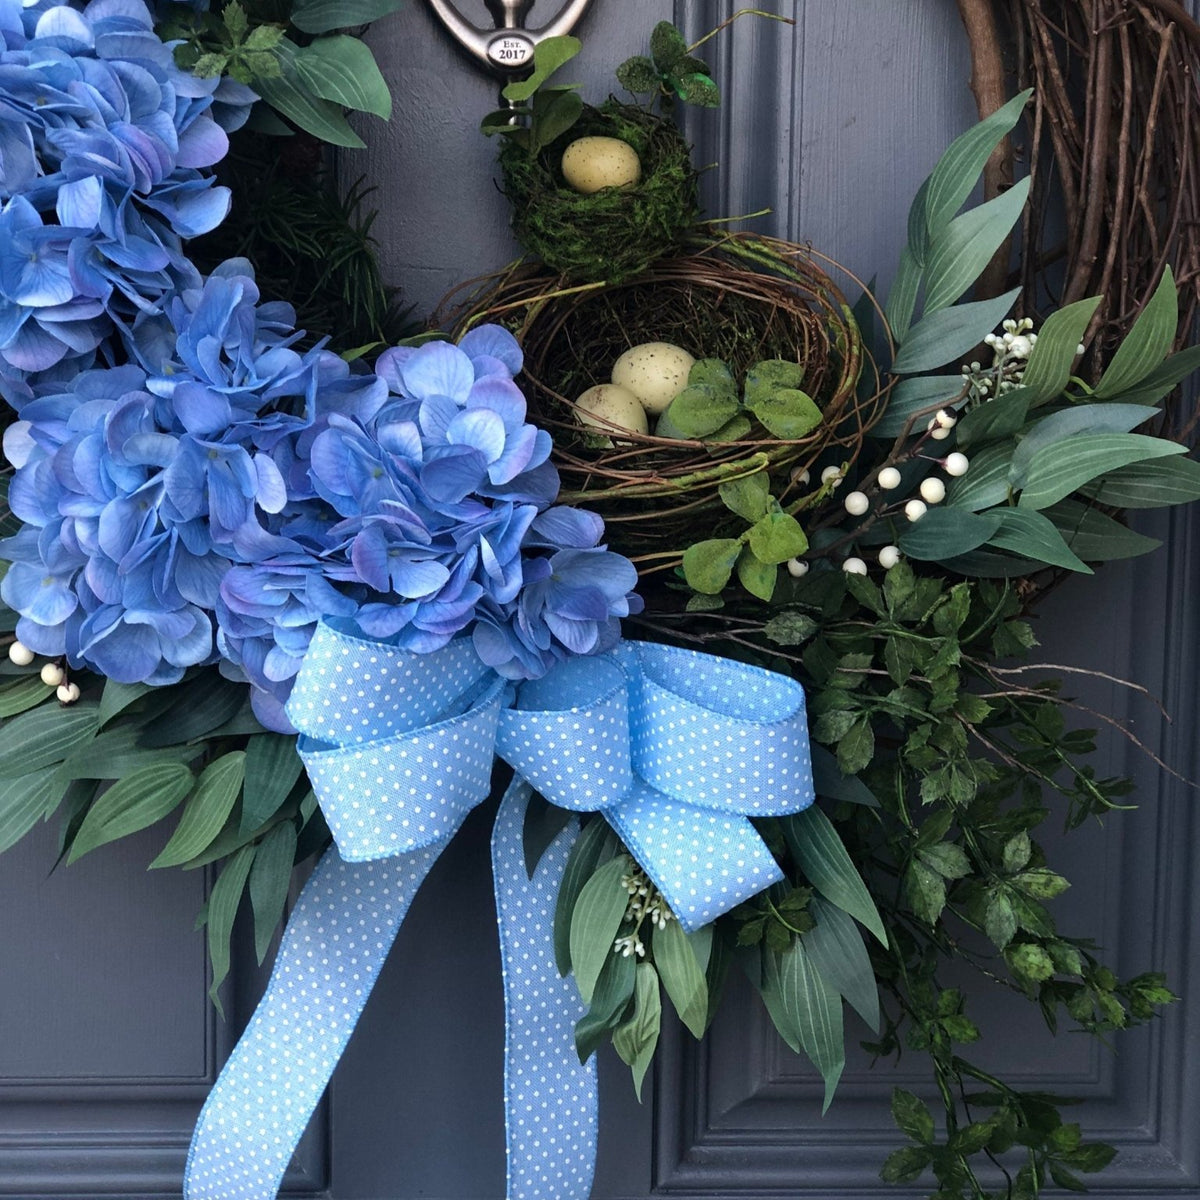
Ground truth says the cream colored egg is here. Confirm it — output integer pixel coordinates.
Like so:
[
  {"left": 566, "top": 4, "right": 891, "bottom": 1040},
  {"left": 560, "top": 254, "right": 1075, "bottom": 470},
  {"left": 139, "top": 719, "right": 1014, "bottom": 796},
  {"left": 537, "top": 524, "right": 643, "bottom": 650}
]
[
  {"left": 561, "top": 137, "right": 642, "bottom": 195},
  {"left": 611, "top": 342, "right": 695, "bottom": 415},
  {"left": 575, "top": 383, "right": 649, "bottom": 437}
]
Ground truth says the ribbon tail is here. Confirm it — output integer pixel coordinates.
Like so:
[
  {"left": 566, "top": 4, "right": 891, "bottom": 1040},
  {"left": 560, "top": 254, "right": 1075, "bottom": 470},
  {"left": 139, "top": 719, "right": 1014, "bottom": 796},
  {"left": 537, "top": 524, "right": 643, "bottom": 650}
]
[
  {"left": 185, "top": 836, "right": 456, "bottom": 1200},
  {"left": 493, "top": 779, "right": 598, "bottom": 1200}
]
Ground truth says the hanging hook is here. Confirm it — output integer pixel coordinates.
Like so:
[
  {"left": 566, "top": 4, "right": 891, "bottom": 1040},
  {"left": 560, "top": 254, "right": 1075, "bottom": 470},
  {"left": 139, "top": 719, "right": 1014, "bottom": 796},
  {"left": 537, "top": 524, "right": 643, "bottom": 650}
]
[{"left": 427, "top": 0, "right": 593, "bottom": 75}]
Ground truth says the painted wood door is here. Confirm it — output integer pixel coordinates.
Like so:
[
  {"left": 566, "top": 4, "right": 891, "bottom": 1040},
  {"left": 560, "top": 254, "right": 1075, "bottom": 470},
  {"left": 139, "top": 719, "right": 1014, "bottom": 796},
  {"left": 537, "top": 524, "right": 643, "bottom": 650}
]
[{"left": 2, "top": 2, "right": 1198, "bottom": 1197}]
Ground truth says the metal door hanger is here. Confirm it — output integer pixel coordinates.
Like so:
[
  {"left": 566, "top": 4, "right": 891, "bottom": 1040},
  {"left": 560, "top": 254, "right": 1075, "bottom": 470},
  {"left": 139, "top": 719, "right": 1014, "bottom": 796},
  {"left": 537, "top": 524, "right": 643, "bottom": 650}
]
[{"left": 427, "top": 0, "right": 593, "bottom": 75}]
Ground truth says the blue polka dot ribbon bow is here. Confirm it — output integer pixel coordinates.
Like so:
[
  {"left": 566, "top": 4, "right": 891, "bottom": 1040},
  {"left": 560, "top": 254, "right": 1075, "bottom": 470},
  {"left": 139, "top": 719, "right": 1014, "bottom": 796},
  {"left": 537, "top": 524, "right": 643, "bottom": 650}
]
[{"left": 185, "top": 620, "right": 813, "bottom": 1200}]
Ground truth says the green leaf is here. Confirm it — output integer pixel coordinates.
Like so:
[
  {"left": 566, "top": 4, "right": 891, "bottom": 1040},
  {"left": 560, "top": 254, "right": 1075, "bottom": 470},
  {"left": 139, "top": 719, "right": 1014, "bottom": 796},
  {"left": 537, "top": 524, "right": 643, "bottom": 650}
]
[
  {"left": 1015, "top": 868, "right": 1070, "bottom": 899},
  {"left": 223, "top": 3, "right": 248, "bottom": 38},
  {"left": 898, "top": 507, "right": 1003, "bottom": 560},
  {"left": 97, "top": 679, "right": 153, "bottom": 727},
  {"left": 763, "top": 611, "right": 819, "bottom": 646},
  {"left": 1095, "top": 266, "right": 1177, "bottom": 397},
  {"left": 986, "top": 508, "right": 1092, "bottom": 573},
  {"left": 665, "top": 382, "right": 740, "bottom": 437},
  {"left": 529, "top": 87, "right": 583, "bottom": 156},
  {"left": 1102, "top": 342, "right": 1200, "bottom": 406},
  {"left": 718, "top": 471, "right": 770, "bottom": 522},
  {"left": 1018, "top": 433, "right": 1185, "bottom": 510},
  {"left": 569, "top": 854, "right": 632, "bottom": 1004},
  {"left": 555, "top": 818, "right": 614, "bottom": 976},
  {"left": 885, "top": 246, "right": 922, "bottom": 343},
  {"left": 689, "top": 358, "right": 737, "bottom": 389},
  {"left": 249, "top": 820, "right": 298, "bottom": 963},
  {"left": 649, "top": 20, "right": 688, "bottom": 71},
  {"left": 736, "top": 546, "right": 777, "bottom": 601},
  {"left": 652, "top": 917, "right": 707, "bottom": 1038},
  {"left": 892, "top": 1087, "right": 936, "bottom": 1144},
  {"left": 746, "top": 388, "right": 823, "bottom": 439},
  {"left": 612, "top": 961, "right": 661, "bottom": 1100},
  {"left": 810, "top": 744, "right": 879, "bottom": 807},
  {"left": 676, "top": 71, "right": 720, "bottom": 107},
  {"left": 682, "top": 538, "right": 741, "bottom": 594},
  {"left": 892, "top": 289, "right": 1020, "bottom": 374},
  {"left": 207, "top": 844, "right": 255, "bottom": 1013},
  {"left": 290, "top": 0, "right": 404, "bottom": 34},
  {"left": 1009, "top": 403, "right": 1155, "bottom": 489},
  {"left": 783, "top": 806, "right": 886, "bottom": 943},
  {"left": 944, "top": 444, "right": 1014, "bottom": 510},
  {"left": 746, "top": 512, "right": 808, "bottom": 564},
  {"left": 1002, "top": 831, "right": 1032, "bottom": 873},
  {"left": 522, "top": 788, "right": 572, "bottom": 879},
  {"left": 57, "top": 724, "right": 200, "bottom": 781},
  {"left": 1046, "top": 499, "right": 1161, "bottom": 561},
  {"left": 744, "top": 358, "right": 803, "bottom": 397},
  {"left": 921, "top": 90, "right": 1032, "bottom": 237},
  {"left": 985, "top": 887, "right": 1018, "bottom": 949},
  {"left": 880, "top": 1144, "right": 933, "bottom": 1184},
  {"left": 836, "top": 715, "right": 874, "bottom": 775},
  {"left": 770, "top": 940, "right": 845, "bottom": 1111},
  {"left": 253, "top": 40, "right": 365, "bottom": 148},
  {"left": 0, "top": 772, "right": 62, "bottom": 855},
  {"left": 1079, "top": 452, "right": 1200, "bottom": 508},
  {"left": 501, "top": 35, "right": 581, "bottom": 102},
  {"left": 954, "top": 386, "right": 1033, "bottom": 448},
  {"left": 805, "top": 897, "right": 880, "bottom": 1031},
  {"left": 906, "top": 860, "right": 947, "bottom": 924},
  {"left": 293, "top": 35, "right": 391, "bottom": 118},
  {"left": 575, "top": 949, "right": 636, "bottom": 1062},
  {"left": 0, "top": 702, "right": 99, "bottom": 778},
  {"left": 242, "top": 733, "right": 303, "bottom": 833},
  {"left": 138, "top": 675, "right": 246, "bottom": 747},
  {"left": 151, "top": 752, "right": 247, "bottom": 869},
  {"left": 918, "top": 842, "right": 971, "bottom": 879},
  {"left": 615, "top": 54, "right": 661, "bottom": 94},
  {"left": 871, "top": 374, "right": 963, "bottom": 438},
  {"left": 1017, "top": 297, "right": 1101, "bottom": 404},
  {"left": 0, "top": 676, "right": 53, "bottom": 718},
  {"left": 923, "top": 178, "right": 1030, "bottom": 312},
  {"left": 68, "top": 762, "right": 194, "bottom": 863}
]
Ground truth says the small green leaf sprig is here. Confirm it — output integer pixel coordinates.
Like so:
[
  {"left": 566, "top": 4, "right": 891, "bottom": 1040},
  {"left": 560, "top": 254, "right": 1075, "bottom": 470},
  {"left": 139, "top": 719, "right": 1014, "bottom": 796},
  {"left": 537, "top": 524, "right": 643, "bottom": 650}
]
[{"left": 480, "top": 37, "right": 585, "bottom": 157}]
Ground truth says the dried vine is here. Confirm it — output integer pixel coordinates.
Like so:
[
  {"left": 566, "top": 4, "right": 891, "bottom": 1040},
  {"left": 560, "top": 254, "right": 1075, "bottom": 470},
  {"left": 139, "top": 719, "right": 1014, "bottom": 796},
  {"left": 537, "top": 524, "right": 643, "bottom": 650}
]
[{"left": 956, "top": 0, "right": 1200, "bottom": 438}]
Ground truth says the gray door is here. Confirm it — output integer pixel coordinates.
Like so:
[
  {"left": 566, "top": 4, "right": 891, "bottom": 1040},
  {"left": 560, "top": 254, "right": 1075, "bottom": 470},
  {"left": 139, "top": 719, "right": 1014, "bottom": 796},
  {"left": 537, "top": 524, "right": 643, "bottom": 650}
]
[{"left": 3, "top": 1, "right": 1199, "bottom": 1197}]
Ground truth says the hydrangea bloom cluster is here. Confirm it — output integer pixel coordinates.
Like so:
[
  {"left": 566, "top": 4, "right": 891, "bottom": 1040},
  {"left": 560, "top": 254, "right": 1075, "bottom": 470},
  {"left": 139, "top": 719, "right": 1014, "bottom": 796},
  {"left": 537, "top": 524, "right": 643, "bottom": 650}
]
[
  {"left": 1, "top": 265, "right": 641, "bottom": 729},
  {"left": 0, "top": 0, "right": 254, "bottom": 398}
]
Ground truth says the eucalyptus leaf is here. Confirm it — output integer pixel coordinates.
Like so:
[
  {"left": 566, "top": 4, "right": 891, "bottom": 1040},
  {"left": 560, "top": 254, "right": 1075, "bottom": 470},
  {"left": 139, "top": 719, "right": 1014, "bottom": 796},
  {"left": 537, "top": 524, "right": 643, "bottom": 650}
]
[
  {"left": 898, "top": 508, "right": 1003, "bottom": 560},
  {"left": 652, "top": 917, "right": 708, "bottom": 1038},
  {"left": 68, "top": 762, "right": 194, "bottom": 863},
  {"left": 892, "top": 289, "right": 1020, "bottom": 375},
  {"left": 1017, "top": 433, "right": 1184, "bottom": 510},
  {"left": 139, "top": 675, "right": 246, "bottom": 747},
  {"left": 293, "top": 35, "right": 392, "bottom": 118},
  {"left": 1103, "top": 343, "right": 1200, "bottom": 407},
  {"left": 58, "top": 724, "right": 201, "bottom": 782},
  {"left": 810, "top": 744, "right": 880, "bottom": 807},
  {"left": 806, "top": 896, "right": 881, "bottom": 1031},
  {"left": 1016, "top": 296, "right": 1101, "bottom": 404},
  {"left": 151, "top": 752, "right": 247, "bottom": 869},
  {"left": 1008, "top": 403, "right": 1155, "bottom": 489},
  {"left": 1095, "top": 267, "right": 1177, "bottom": 398},
  {"left": 986, "top": 508, "right": 1092, "bottom": 573},
  {"left": 783, "top": 806, "right": 886, "bottom": 943},
  {"left": 575, "top": 949, "right": 636, "bottom": 1062},
  {"left": 569, "top": 853, "right": 631, "bottom": 1004},
  {"left": 97, "top": 679, "right": 153, "bottom": 727},
  {"left": 249, "top": 820, "right": 299, "bottom": 964}
]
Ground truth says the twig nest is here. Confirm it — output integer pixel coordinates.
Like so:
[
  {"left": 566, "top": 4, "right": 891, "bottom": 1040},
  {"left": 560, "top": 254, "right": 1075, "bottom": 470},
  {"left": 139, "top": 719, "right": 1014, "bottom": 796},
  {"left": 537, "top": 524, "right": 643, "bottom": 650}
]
[
  {"left": 611, "top": 342, "right": 694, "bottom": 414},
  {"left": 575, "top": 383, "right": 649, "bottom": 437},
  {"left": 561, "top": 136, "right": 642, "bottom": 194}
]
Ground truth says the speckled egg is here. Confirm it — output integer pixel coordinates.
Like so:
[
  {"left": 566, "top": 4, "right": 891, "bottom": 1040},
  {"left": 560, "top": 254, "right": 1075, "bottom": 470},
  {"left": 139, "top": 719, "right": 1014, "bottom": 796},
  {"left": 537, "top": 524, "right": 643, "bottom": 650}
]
[
  {"left": 575, "top": 383, "right": 649, "bottom": 437},
  {"left": 560, "top": 136, "right": 642, "bottom": 195},
  {"left": 611, "top": 342, "right": 696, "bottom": 414}
]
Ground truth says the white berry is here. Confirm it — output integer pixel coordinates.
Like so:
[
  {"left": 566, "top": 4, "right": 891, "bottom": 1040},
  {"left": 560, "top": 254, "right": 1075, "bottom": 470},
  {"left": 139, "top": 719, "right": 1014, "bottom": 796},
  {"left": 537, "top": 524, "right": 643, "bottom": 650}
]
[
  {"left": 935, "top": 409, "right": 957, "bottom": 428},
  {"left": 919, "top": 477, "right": 946, "bottom": 504},
  {"left": 905, "top": 499, "right": 928, "bottom": 522},
  {"left": 786, "top": 558, "right": 809, "bottom": 578},
  {"left": 930, "top": 426, "right": 952, "bottom": 441},
  {"left": 844, "top": 490, "right": 870, "bottom": 516},
  {"left": 1008, "top": 335, "right": 1032, "bottom": 358},
  {"left": 820, "top": 465, "right": 843, "bottom": 487},
  {"left": 790, "top": 467, "right": 811, "bottom": 486},
  {"left": 40, "top": 662, "right": 64, "bottom": 687},
  {"left": 877, "top": 467, "right": 902, "bottom": 490},
  {"left": 878, "top": 545, "right": 901, "bottom": 569},
  {"left": 842, "top": 556, "right": 868, "bottom": 575},
  {"left": 57, "top": 682, "right": 80, "bottom": 704},
  {"left": 7, "top": 640, "right": 34, "bottom": 666},
  {"left": 944, "top": 452, "right": 969, "bottom": 477}
]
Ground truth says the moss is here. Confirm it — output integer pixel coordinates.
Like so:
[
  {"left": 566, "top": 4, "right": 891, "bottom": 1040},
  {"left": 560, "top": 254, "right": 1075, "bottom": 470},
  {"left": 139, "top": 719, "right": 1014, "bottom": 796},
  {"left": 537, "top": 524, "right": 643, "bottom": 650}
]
[{"left": 499, "top": 100, "right": 698, "bottom": 283}]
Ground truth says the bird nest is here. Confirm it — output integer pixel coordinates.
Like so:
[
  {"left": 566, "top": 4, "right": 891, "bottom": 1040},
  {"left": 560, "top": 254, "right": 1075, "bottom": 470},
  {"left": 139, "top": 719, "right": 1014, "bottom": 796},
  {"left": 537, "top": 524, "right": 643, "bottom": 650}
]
[
  {"left": 437, "top": 231, "right": 889, "bottom": 561},
  {"left": 498, "top": 99, "right": 699, "bottom": 284}
]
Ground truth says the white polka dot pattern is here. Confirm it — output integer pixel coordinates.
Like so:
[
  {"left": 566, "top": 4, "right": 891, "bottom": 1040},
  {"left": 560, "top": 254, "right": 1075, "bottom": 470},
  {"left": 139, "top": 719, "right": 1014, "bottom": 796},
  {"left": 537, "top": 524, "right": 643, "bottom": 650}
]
[{"left": 492, "top": 779, "right": 597, "bottom": 1200}]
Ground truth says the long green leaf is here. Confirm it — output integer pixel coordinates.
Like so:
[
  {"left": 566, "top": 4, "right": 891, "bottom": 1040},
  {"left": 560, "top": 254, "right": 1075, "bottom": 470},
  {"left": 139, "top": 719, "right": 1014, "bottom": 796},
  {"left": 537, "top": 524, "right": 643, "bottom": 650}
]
[
  {"left": 944, "top": 444, "right": 1015, "bottom": 510},
  {"left": 68, "top": 762, "right": 194, "bottom": 863},
  {"left": 501, "top": 35, "right": 581, "bottom": 102},
  {"left": 805, "top": 896, "right": 880, "bottom": 1032},
  {"left": 139, "top": 675, "right": 246, "bottom": 747},
  {"left": 254, "top": 40, "right": 365, "bottom": 148},
  {"left": 1079, "top": 455, "right": 1200, "bottom": 509},
  {"left": 569, "top": 854, "right": 631, "bottom": 1004},
  {"left": 1104, "top": 343, "right": 1200, "bottom": 407},
  {"left": 58, "top": 724, "right": 200, "bottom": 781},
  {"left": 554, "top": 817, "right": 614, "bottom": 976},
  {"left": 290, "top": 0, "right": 404, "bottom": 34},
  {"left": 923, "top": 178, "right": 1029, "bottom": 313},
  {"left": 1018, "top": 433, "right": 1184, "bottom": 510},
  {"left": 783, "top": 806, "right": 886, "bottom": 943},
  {"left": 871, "top": 375, "right": 964, "bottom": 438},
  {"left": 1017, "top": 297, "right": 1101, "bottom": 404},
  {"left": 892, "top": 289, "right": 1019, "bottom": 375},
  {"left": 769, "top": 941, "right": 845, "bottom": 1111},
  {"left": 954, "top": 386, "right": 1032, "bottom": 449},
  {"left": 293, "top": 35, "right": 392, "bottom": 118},
  {"left": 898, "top": 507, "right": 1003, "bottom": 561},
  {"left": 0, "top": 772, "right": 62, "bottom": 854},
  {"left": 810, "top": 744, "right": 878, "bottom": 807},
  {"left": 1008, "top": 403, "right": 1155, "bottom": 489},
  {"left": 652, "top": 917, "right": 708, "bottom": 1038},
  {"left": 249, "top": 820, "right": 298, "bottom": 964},
  {"left": 987, "top": 508, "right": 1092, "bottom": 573},
  {"left": 612, "top": 961, "right": 661, "bottom": 1100},
  {"left": 574, "top": 950, "right": 636, "bottom": 1063},
  {"left": 207, "top": 844, "right": 256, "bottom": 1014},
  {"left": 97, "top": 679, "right": 153, "bottom": 727},
  {"left": 0, "top": 702, "right": 98, "bottom": 778},
  {"left": 152, "top": 752, "right": 247, "bottom": 869},
  {"left": 1095, "top": 267, "right": 1177, "bottom": 397},
  {"left": 884, "top": 246, "right": 922, "bottom": 342},
  {"left": 1046, "top": 500, "right": 1161, "bottom": 561},
  {"left": 0, "top": 676, "right": 53, "bottom": 718},
  {"left": 241, "top": 734, "right": 303, "bottom": 833}
]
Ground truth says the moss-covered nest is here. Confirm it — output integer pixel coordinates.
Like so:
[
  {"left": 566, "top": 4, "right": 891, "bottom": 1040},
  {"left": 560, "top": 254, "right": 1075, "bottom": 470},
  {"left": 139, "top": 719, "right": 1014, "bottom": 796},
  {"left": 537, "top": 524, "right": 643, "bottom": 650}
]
[
  {"left": 499, "top": 99, "right": 698, "bottom": 284},
  {"left": 437, "top": 232, "right": 889, "bottom": 564}
]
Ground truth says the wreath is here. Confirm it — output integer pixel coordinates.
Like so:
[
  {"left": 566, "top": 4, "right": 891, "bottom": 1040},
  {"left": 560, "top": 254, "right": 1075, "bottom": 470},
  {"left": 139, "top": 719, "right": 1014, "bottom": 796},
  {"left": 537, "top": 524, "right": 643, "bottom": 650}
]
[{"left": 0, "top": 6, "right": 1197, "bottom": 1200}]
